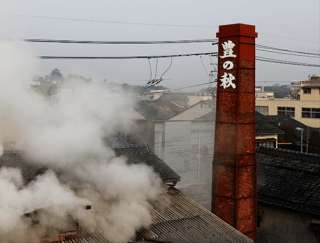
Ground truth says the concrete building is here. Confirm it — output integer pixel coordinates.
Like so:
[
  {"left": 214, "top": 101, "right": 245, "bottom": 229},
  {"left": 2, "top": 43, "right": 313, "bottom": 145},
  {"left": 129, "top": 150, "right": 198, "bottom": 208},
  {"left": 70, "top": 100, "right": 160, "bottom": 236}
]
[
  {"left": 256, "top": 75, "right": 320, "bottom": 128},
  {"left": 137, "top": 96, "right": 320, "bottom": 242},
  {"left": 255, "top": 87, "right": 274, "bottom": 99},
  {"left": 137, "top": 97, "right": 284, "bottom": 209},
  {"left": 153, "top": 100, "right": 215, "bottom": 209}
]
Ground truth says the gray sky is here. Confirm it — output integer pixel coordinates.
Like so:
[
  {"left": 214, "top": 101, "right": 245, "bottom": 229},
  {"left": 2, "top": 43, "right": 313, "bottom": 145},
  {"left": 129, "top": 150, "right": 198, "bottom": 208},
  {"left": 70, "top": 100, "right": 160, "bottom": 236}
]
[{"left": 0, "top": 0, "right": 319, "bottom": 89}]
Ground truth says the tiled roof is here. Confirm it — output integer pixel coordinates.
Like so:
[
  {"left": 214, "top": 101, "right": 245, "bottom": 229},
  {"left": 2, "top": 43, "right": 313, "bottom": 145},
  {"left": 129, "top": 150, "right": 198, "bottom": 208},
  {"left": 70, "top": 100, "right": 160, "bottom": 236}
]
[
  {"left": 115, "top": 147, "right": 180, "bottom": 185},
  {"left": 195, "top": 111, "right": 284, "bottom": 136},
  {"left": 0, "top": 135, "right": 181, "bottom": 186},
  {"left": 257, "top": 147, "right": 320, "bottom": 216},
  {"left": 136, "top": 95, "right": 188, "bottom": 121},
  {"left": 106, "top": 134, "right": 180, "bottom": 185}
]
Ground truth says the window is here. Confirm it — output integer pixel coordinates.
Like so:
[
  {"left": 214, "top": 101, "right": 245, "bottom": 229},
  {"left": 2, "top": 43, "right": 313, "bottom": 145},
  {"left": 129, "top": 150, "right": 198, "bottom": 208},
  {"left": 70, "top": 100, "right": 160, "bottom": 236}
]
[
  {"left": 302, "top": 108, "right": 320, "bottom": 118},
  {"left": 256, "top": 106, "right": 269, "bottom": 115},
  {"left": 303, "top": 88, "right": 311, "bottom": 94},
  {"left": 256, "top": 140, "right": 276, "bottom": 148},
  {"left": 277, "top": 106, "right": 295, "bottom": 117}
]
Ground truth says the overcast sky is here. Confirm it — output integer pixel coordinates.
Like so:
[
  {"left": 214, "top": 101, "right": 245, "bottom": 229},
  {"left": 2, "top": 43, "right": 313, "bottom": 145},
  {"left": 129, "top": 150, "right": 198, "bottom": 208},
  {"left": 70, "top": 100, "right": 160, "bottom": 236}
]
[{"left": 0, "top": 0, "right": 319, "bottom": 89}]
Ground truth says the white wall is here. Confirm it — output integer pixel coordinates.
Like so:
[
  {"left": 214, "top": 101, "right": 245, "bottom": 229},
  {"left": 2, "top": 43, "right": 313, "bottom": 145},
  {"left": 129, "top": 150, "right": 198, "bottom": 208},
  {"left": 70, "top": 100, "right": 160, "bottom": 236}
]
[
  {"left": 154, "top": 120, "right": 215, "bottom": 209},
  {"left": 170, "top": 102, "right": 213, "bottom": 121}
]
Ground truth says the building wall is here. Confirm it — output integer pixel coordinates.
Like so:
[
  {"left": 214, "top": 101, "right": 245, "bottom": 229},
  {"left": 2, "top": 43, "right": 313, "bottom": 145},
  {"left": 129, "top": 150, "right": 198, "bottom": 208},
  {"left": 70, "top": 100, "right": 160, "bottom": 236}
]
[
  {"left": 169, "top": 102, "right": 213, "bottom": 121},
  {"left": 134, "top": 120, "right": 155, "bottom": 150},
  {"left": 256, "top": 98, "right": 320, "bottom": 128},
  {"left": 258, "top": 205, "right": 318, "bottom": 243},
  {"left": 299, "top": 86, "right": 320, "bottom": 101},
  {"left": 151, "top": 117, "right": 319, "bottom": 242},
  {"left": 153, "top": 119, "right": 277, "bottom": 209},
  {"left": 187, "top": 96, "right": 212, "bottom": 106},
  {"left": 154, "top": 120, "right": 215, "bottom": 209}
]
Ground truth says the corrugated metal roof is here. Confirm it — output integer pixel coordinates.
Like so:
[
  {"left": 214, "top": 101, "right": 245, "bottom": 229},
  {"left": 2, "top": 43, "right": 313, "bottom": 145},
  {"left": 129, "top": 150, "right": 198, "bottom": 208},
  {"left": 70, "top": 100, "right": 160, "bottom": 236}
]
[
  {"left": 61, "top": 189, "right": 252, "bottom": 243},
  {"left": 148, "top": 188, "right": 252, "bottom": 243}
]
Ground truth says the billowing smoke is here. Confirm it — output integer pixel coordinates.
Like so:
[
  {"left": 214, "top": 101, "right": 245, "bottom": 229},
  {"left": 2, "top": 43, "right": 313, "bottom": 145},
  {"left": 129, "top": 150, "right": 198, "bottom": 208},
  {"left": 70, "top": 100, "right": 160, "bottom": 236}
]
[{"left": 0, "top": 42, "right": 162, "bottom": 243}]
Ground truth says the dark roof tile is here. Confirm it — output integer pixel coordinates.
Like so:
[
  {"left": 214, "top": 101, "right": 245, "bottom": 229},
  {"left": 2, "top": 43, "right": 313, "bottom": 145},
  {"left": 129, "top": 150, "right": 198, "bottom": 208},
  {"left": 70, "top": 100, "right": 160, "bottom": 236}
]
[
  {"left": 106, "top": 134, "right": 180, "bottom": 185},
  {"left": 257, "top": 147, "right": 320, "bottom": 216}
]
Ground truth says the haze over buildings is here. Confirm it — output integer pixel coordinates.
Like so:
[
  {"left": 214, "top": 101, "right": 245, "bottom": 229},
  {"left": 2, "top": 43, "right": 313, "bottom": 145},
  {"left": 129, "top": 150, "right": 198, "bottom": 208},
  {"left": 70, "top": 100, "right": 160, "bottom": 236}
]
[{"left": 0, "top": 1, "right": 319, "bottom": 243}]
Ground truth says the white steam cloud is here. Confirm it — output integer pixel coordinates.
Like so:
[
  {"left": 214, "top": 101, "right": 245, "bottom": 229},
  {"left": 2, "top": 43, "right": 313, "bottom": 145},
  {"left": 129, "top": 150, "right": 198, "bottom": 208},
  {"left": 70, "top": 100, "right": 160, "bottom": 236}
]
[{"left": 0, "top": 42, "right": 162, "bottom": 243}]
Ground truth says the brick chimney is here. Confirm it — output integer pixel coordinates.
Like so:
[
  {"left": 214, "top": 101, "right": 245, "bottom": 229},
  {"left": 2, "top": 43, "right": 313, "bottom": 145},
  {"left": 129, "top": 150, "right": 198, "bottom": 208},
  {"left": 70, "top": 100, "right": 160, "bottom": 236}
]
[{"left": 212, "top": 23, "right": 257, "bottom": 240}]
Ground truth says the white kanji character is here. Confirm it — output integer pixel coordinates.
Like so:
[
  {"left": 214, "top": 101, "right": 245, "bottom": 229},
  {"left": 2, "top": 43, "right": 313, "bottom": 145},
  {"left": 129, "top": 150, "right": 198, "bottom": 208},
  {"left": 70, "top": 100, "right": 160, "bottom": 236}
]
[
  {"left": 220, "top": 40, "right": 237, "bottom": 59},
  {"left": 222, "top": 60, "right": 234, "bottom": 70},
  {"left": 220, "top": 72, "right": 236, "bottom": 89}
]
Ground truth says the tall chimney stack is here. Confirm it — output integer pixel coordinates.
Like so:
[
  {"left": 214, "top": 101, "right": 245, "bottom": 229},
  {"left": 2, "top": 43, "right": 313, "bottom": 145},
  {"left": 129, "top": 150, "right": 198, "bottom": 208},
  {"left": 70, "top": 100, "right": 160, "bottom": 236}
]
[{"left": 212, "top": 23, "right": 257, "bottom": 240}]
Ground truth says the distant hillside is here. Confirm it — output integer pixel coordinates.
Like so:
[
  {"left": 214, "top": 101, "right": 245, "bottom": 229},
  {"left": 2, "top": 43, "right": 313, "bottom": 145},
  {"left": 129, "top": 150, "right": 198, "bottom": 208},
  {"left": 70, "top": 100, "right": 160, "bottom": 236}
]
[{"left": 264, "top": 85, "right": 290, "bottom": 98}]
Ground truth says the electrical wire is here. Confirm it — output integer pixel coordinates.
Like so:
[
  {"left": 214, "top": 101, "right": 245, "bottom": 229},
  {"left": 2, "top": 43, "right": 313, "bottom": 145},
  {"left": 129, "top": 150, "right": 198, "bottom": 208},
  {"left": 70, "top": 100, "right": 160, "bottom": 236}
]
[
  {"left": 256, "top": 80, "right": 294, "bottom": 83},
  {"left": 199, "top": 56, "right": 210, "bottom": 80},
  {"left": 256, "top": 56, "right": 320, "bottom": 67},
  {"left": 257, "top": 44, "right": 320, "bottom": 57},
  {"left": 25, "top": 38, "right": 320, "bottom": 59},
  {"left": 172, "top": 81, "right": 216, "bottom": 91},
  {"left": 25, "top": 38, "right": 218, "bottom": 45},
  {"left": 39, "top": 53, "right": 319, "bottom": 67},
  {"left": 154, "top": 58, "right": 159, "bottom": 80},
  {"left": 159, "top": 57, "right": 173, "bottom": 80},
  {"left": 257, "top": 48, "right": 320, "bottom": 58},
  {"left": 171, "top": 79, "right": 299, "bottom": 91},
  {"left": 147, "top": 59, "right": 153, "bottom": 82},
  {"left": 18, "top": 14, "right": 215, "bottom": 29},
  {"left": 39, "top": 52, "right": 218, "bottom": 59}
]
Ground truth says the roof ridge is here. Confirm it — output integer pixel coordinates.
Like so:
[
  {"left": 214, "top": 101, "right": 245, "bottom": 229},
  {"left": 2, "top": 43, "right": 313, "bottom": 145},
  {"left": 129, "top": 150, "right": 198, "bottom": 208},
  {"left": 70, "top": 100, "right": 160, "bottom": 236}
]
[{"left": 257, "top": 146, "right": 320, "bottom": 159}]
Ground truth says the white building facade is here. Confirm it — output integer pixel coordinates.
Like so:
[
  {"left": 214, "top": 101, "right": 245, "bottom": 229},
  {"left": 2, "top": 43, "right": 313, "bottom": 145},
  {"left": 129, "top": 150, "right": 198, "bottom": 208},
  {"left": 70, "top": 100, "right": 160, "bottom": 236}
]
[{"left": 153, "top": 101, "right": 215, "bottom": 209}]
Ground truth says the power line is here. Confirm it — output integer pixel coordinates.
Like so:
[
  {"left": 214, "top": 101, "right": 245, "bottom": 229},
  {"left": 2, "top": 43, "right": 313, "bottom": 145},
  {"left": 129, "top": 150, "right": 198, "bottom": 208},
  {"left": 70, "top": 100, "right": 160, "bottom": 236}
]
[
  {"left": 17, "top": 14, "right": 215, "bottom": 29},
  {"left": 26, "top": 39, "right": 320, "bottom": 61},
  {"left": 39, "top": 52, "right": 217, "bottom": 60},
  {"left": 256, "top": 56, "right": 320, "bottom": 67},
  {"left": 25, "top": 38, "right": 218, "bottom": 45},
  {"left": 199, "top": 56, "right": 210, "bottom": 79},
  {"left": 25, "top": 38, "right": 320, "bottom": 59},
  {"left": 257, "top": 44, "right": 320, "bottom": 57},
  {"left": 256, "top": 80, "right": 295, "bottom": 83},
  {"left": 172, "top": 81, "right": 216, "bottom": 91},
  {"left": 16, "top": 15, "right": 320, "bottom": 46},
  {"left": 160, "top": 57, "right": 173, "bottom": 80},
  {"left": 39, "top": 53, "right": 320, "bottom": 67},
  {"left": 148, "top": 59, "right": 153, "bottom": 81},
  {"left": 28, "top": 38, "right": 319, "bottom": 67},
  {"left": 257, "top": 48, "right": 320, "bottom": 58},
  {"left": 147, "top": 71, "right": 295, "bottom": 90},
  {"left": 172, "top": 79, "right": 294, "bottom": 91}
]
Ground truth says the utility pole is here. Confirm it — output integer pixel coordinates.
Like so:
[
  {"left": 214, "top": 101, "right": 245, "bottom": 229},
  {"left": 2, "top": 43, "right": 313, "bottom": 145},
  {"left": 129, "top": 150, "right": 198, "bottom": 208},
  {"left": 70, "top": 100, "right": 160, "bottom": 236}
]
[
  {"left": 306, "top": 127, "right": 309, "bottom": 153},
  {"left": 296, "top": 127, "right": 304, "bottom": 153}
]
